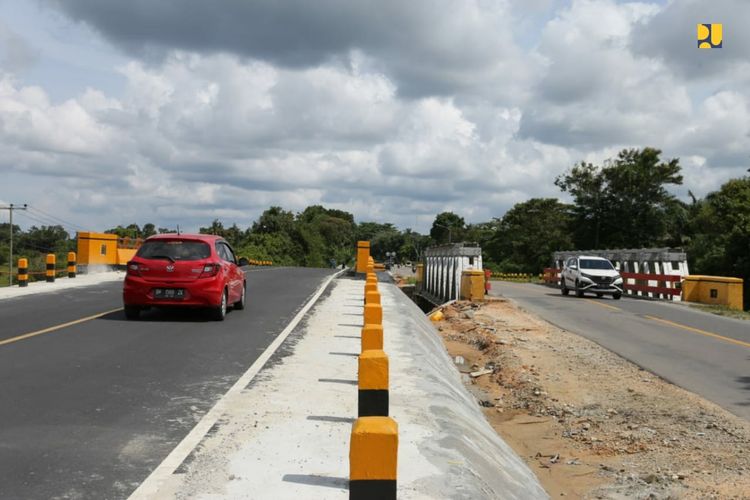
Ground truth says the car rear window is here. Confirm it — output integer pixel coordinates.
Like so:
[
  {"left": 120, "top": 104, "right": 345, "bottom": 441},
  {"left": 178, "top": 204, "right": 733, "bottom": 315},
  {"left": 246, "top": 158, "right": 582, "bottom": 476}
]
[
  {"left": 580, "top": 259, "right": 614, "bottom": 270},
  {"left": 136, "top": 240, "right": 211, "bottom": 261}
]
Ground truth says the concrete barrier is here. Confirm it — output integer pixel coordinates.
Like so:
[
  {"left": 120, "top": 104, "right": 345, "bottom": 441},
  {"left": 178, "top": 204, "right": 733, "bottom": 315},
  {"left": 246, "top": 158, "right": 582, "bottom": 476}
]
[
  {"left": 361, "top": 324, "right": 384, "bottom": 352},
  {"left": 358, "top": 350, "right": 389, "bottom": 417},
  {"left": 381, "top": 282, "right": 548, "bottom": 498},
  {"left": 683, "top": 275, "right": 744, "bottom": 310},
  {"left": 350, "top": 416, "right": 398, "bottom": 500}
]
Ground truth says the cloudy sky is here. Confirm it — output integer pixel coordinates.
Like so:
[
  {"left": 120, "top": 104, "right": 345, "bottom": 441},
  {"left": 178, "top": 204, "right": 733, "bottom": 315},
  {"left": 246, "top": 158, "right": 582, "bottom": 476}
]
[{"left": 0, "top": 0, "right": 748, "bottom": 234}]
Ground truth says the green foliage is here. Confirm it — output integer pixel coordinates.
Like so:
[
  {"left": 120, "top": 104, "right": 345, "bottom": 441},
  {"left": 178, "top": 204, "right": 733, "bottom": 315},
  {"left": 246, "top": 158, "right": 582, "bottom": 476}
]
[
  {"left": 687, "top": 177, "right": 750, "bottom": 309},
  {"left": 556, "top": 148, "right": 683, "bottom": 249},
  {"left": 486, "top": 198, "right": 574, "bottom": 273},
  {"left": 429, "top": 212, "right": 465, "bottom": 244}
]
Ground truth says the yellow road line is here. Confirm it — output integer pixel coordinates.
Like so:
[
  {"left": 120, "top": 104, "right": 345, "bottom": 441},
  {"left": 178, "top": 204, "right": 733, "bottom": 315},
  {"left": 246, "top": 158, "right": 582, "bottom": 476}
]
[
  {"left": 0, "top": 308, "right": 123, "bottom": 347},
  {"left": 645, "top": 315, "right": 750, "bottom": 349},
  {"left": 584, "top": 299, "right": 621, "bottom": 312}
]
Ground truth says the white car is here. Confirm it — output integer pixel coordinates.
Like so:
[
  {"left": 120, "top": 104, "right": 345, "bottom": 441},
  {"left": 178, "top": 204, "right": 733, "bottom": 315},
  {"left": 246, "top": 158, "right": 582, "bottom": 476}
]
[{"left": 560, "top": 256, "right": 623, "bottom": 300}]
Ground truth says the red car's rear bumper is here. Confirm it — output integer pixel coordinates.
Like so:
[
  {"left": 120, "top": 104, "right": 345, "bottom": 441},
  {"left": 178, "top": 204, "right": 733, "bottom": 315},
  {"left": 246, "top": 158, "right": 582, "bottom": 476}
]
[{"left": 123, "top": 275, "right": 224, "bottom": 307}]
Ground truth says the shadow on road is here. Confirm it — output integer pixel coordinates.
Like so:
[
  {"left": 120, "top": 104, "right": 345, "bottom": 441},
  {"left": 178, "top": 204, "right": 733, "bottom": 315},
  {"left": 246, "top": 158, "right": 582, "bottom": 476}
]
[
  {"left": 97, "top": 307, "right": 221, "bottom": 323},
  {"left": 282, "top": 474, "right": 348, "bottom": 489}
]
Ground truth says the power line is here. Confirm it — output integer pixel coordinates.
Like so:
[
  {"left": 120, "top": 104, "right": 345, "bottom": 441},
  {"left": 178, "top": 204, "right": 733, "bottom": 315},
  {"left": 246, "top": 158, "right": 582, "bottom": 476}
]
[
  {"left": 27, "top": 206, "right": 87, "bottom": 231},
  {"left": 16, "top": 210, "right": 77, "bottom": 234}
]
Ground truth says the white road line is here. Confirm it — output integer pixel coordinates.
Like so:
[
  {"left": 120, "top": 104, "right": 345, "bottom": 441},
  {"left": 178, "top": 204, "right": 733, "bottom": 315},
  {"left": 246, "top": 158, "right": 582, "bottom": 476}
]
[{"left": 128, "top": 270, "right": 344, "bottom": 500}]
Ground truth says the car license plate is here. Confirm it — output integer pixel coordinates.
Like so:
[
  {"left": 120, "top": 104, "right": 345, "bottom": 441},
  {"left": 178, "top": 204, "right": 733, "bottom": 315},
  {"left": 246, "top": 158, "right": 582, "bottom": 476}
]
[{"left": 153, "top": 288, "right": 185, "bottom": 299}]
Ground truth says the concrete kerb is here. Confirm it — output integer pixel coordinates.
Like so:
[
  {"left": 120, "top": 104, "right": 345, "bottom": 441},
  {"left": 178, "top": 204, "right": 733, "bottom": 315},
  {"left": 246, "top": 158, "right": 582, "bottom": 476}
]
[{"left": 144, "top": 274, "right": 546, "bottom": 499}]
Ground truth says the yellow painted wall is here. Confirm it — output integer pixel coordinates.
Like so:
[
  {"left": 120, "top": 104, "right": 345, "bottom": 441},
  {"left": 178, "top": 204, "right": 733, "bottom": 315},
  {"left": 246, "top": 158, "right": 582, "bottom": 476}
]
[
  {"left": 356, "top": 241, "right": 370, "bottom": 273},
  {"left": 77, "top": 232, "right": 118, "bottom": 266},
  {"left": 460, "top": 269, "right": 485, "bottom": 301},
  {"left": 682, "top": 275, "right": 744, "bottom": 311},
  {"left": 117, "top": 248, "right": 138, "bottom": 265}
]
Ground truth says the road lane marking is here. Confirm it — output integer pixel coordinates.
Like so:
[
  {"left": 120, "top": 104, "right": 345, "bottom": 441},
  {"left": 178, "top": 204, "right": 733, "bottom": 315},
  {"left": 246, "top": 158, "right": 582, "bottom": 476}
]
[
  {"left": 584, "top": 299, "right": 621, "bottom": 312},
  {"left": 0, "top": 308, "right": 123, "bottom": 347},
  {"left": 128, "top": 269, "right": 345, "bottom": 500},
  {"left": 644, "top": 315, "right": 750, "bottom": 349}
]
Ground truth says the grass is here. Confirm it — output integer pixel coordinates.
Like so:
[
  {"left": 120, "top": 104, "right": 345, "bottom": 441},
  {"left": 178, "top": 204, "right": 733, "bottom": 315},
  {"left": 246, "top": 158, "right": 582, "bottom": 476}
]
[{"left": 687, "top": 303, "right": 750, "bottom": 321}]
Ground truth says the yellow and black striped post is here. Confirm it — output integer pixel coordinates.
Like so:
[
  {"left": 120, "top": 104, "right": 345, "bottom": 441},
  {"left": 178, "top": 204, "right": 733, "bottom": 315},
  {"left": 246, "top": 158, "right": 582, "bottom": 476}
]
[
  {"left": 350, "top": 416, "right": 397, "bottom": 499},
  {"left": 45, "top": 254, "right": 56, "bottom": 283},
  {"left": 358, "top": 349, "right": 389, "bottom": 417},
  {"left": 17, "top": 258, "right": 28, "bottom": 287},
  {"left": 67, "top": 252, "right": 76, "bottom": 278},
  {"left": 361, "top": 324, "right": 383, "bottom": 352}
]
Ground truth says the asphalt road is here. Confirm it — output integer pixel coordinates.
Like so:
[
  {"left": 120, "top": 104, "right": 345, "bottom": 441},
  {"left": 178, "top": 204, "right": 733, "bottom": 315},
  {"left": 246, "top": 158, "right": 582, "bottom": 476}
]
[
  {"left": 0, "top": 267, "right": 336, "bottom": 500},
  {"left": 490, "top": 281, "right": 750, "bottom": 421}
]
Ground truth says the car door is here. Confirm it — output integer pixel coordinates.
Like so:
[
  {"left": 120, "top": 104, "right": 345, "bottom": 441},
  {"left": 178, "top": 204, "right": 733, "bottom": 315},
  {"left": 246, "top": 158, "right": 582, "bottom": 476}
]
[{"left": 218, "top": 242, "right": 242, "bottom": 302}]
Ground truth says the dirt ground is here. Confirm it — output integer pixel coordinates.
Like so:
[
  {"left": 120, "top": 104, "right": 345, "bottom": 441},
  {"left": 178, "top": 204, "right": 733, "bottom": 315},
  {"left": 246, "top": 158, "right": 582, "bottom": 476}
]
[{"left": 432, "top": 298, "right": 750, "bottom": 499}]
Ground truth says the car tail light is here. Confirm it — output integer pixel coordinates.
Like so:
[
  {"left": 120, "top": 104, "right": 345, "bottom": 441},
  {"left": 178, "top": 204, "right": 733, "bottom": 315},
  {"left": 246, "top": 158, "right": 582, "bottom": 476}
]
[
  {"left": 127, "top": 262, "right": 141, "bottom": 277},
  {"left": 199, "top": 263, "right": 221, "bottom": 278}
]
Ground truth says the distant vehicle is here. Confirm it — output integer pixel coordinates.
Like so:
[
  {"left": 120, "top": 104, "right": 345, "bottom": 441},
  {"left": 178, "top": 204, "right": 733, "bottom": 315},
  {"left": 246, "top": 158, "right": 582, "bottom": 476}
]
[
  {"left": 560, "top": 256, "right": 623, "bottom": 300},
  {"left": 123, "top": 234, "right": 247, "bottom": 321}
]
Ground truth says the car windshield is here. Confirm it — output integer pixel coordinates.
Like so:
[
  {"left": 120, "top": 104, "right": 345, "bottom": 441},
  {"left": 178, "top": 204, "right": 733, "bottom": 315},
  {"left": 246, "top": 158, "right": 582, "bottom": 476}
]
[
  {"left": 137, "top": 240, "right": 210, "bottom": 261},
  {"left": 579, "top": 259, "right": 614, "bottom": 270}
]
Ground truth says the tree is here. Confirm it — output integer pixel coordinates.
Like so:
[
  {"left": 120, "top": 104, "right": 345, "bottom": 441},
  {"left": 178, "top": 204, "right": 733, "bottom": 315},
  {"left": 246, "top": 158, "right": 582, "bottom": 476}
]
[
  {"left": 687, "top": 176, "right": 750, "bottom": 309},
  {"left": 142, "top": 223, "right": 157, "bottom": 238},
  {"left": 486, "top": 198, "right": 574, "bottom": 273},
  {"left": 556, "top": 148, "right": 682, "bottom": 249},
  {"left": 429, "top": 212, "right": 465, "bottom": 244}
]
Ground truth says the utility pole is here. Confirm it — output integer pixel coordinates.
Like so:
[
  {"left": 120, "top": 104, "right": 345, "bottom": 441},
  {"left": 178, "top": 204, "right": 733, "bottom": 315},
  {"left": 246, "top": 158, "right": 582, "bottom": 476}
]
[{"left": 1, "top": 203, "right": 27, "bottom": 286}]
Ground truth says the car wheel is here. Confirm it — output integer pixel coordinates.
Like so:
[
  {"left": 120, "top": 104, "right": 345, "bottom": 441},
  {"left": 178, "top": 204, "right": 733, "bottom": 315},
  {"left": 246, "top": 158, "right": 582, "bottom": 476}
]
[
  {"left": 234, "top": 283, "right": 246, "bottom": 310},
  {"left": 561, "top": 280, "right": 569, "bottom": 296},
  {"left": 211, "top": 289, "right": 228, "bottom": 321},
  {"left": 575, "top": 281, "right": 584, "bottom": 298},
  {"left": 613, "top": 292, "right": 622, "bottom": 300},
  {"left": 124, "top": 305, "right": 140, "bottom": 320}
]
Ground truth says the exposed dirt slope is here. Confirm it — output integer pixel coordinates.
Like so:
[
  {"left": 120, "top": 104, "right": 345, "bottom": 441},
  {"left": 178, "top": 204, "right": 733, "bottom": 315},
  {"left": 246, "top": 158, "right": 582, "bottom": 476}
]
[{"left": 433, "top": 298, "right": 750, "bottom": 499}]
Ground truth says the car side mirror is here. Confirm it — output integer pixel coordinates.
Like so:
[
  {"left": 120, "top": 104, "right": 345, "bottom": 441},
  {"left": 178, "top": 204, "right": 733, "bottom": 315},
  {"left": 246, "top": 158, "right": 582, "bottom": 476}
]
[{"left": 238, "top": 257, "right": 249, "bottom": 267}]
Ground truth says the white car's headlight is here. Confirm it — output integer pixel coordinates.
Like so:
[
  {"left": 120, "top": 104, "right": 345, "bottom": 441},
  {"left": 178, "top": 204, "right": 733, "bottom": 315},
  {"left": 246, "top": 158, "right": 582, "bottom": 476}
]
[{"left": 613, "top": 276, "right": 623, "bottom": 284}]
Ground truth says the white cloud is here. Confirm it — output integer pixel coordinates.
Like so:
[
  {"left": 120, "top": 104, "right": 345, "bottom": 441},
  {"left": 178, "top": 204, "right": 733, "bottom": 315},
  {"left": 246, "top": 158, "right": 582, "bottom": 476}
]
[{"left": 1, "top": 0, "right": 749, "bottom": 234}]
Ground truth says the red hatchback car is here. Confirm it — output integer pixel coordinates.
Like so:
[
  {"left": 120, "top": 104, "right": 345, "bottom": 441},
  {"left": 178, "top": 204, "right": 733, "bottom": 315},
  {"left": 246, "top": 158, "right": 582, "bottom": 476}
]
[{"left": 123, "top": 234, "right": 247, "bottom": 321}]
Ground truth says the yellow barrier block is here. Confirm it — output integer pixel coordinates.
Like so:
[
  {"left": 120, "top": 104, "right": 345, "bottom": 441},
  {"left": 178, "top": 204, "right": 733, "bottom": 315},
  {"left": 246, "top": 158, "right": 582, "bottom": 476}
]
[
  {"left": 460, "top": 269, "right": 485, "bottom": 301},
  {"left": 683, "top": 275, "right": 744, "bottom": 311},
  {"left": 349, "top": 416, "right": 398, "bottom": 489},
  {"left": 359, "top": 349, "right": 388, "bottom": 390},
  {"left": 358, "top": 350, "right": 390, "bottom": 417},
  {"left": 361, "top": 324, "right": 384, "bottom": 352},
  {"left": 364, "top": 303, "right": 382, "bottom": 326},
  {"left": 365, "top": 291, "right": 381, "bottom": 306}
]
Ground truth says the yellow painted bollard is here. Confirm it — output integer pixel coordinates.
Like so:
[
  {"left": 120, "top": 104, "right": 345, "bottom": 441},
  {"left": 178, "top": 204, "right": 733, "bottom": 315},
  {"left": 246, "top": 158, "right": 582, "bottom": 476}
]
[
  {"left": 17, "top": 258, "right": 28, "bottom": 287},
  {"left": 364, "top": 303, "right": 382, "bottom": 326},
  {"left": 365, "top": 290, "right": 381, "bottom": 306},
  {"left": 361, "top": 324, "right": 383, "bottom": 352},
  {"left": 67, "top": 252, "right": 76, "bottom": 278},
  {"left": 46, "top": 254, "right": 55, "bottom": 283},
  {"left": 350, "top": 416, "right": 398, "bottom": 499},
  {"left": 358, "top": 349, "right": 389, "bottom": 417},
  {"left": 364, "top": 281, "right": 378, "bottom": 295}
]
